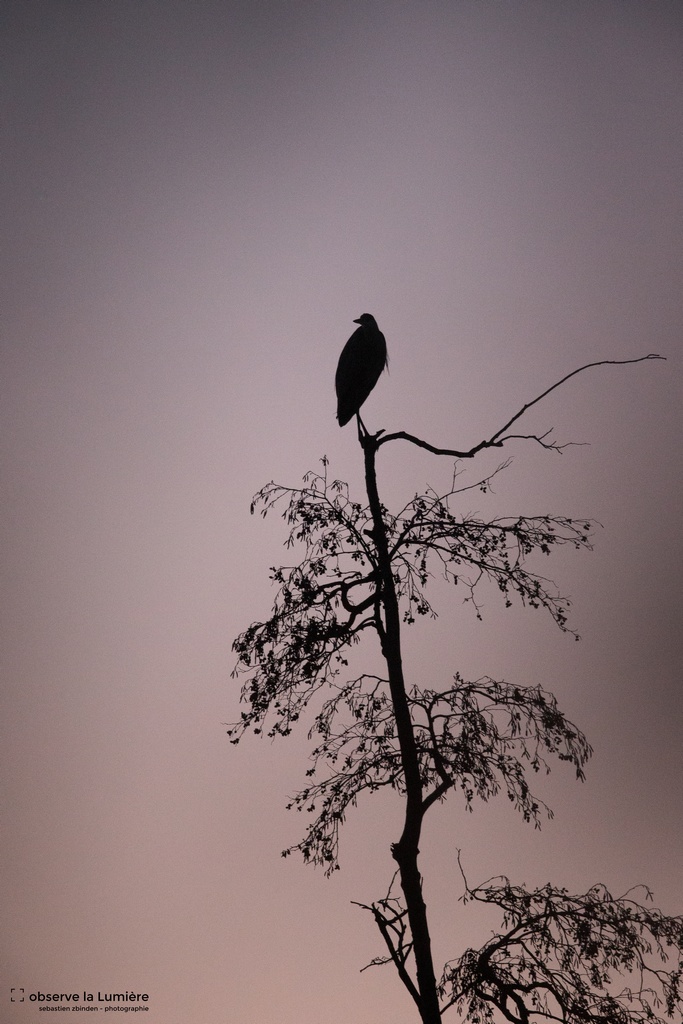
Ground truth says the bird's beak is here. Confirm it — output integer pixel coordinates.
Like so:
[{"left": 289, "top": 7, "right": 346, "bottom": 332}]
[{"left": 353, "top": 318, "right": 362, "bottom": 324}]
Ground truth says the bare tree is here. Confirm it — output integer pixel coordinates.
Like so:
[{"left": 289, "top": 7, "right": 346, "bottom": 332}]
[{"left": 230, "top": 354, "right": 682, "bottom": 1024}]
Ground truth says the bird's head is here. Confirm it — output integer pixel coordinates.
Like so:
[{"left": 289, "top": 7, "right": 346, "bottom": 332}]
[{"left": 353, "top": 313, "right": 377, "bottom": 326}]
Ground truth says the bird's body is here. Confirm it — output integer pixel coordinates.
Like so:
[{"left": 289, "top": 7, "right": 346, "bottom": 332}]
[{"left": 335, "top": 314, "right": 387, "bottom": 427}]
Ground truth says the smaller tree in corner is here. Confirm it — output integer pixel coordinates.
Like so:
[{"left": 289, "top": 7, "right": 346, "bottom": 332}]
[{"left": 230, "top": 353, "right": 682, "bottom": 1024}]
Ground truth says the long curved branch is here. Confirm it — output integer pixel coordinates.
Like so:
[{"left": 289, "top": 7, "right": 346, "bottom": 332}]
[{"left": 374, "top": 355, "right": 664, "bottom": 458}]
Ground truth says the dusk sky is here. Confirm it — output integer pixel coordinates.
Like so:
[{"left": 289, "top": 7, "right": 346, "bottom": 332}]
[{"left": 2, "top": 2, "right": 682, "bottom": 1023}]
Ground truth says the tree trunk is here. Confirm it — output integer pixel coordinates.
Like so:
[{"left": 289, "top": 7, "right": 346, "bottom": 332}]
[{"left": 363, "top": 434, "right": 441, "bottom": 1024}]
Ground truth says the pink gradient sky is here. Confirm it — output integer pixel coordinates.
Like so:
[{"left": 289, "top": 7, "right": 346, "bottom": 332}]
[{"left": 2, "top": 3, "right": 682, "bottom": 1022}]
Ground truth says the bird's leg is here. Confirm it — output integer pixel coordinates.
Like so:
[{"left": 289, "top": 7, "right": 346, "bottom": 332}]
[{"left": 357, "top": 414, "right": 386, "bottom": 447}]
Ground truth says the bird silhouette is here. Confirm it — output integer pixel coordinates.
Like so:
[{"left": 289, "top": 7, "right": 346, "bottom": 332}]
[{"left": 335, "top": 314, "right": 388, "bottom": 428}]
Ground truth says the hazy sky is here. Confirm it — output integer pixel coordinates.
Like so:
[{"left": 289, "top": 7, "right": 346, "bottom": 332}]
[{"left": 2, "top": 2, "right": 682, "bottom": 1023}]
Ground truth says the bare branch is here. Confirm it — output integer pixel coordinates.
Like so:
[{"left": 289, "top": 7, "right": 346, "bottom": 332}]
[
  {"left": 375, "top": 354, "right": 665, "bottom": 458},
  {"left": 353, "top": 875, "right": 422, "bottom": 1010}
]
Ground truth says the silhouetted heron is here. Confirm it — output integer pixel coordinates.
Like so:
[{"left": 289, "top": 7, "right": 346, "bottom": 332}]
[{"left": 335, "top": 314, "right": 388, "bottom": 429}]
